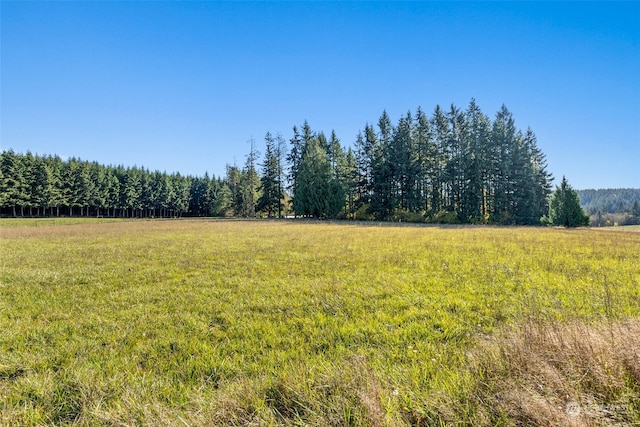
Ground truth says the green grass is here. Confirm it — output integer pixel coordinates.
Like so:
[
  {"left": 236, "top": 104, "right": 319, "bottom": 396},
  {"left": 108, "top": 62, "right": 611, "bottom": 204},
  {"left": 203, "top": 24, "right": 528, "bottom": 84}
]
[
  {"left": 1, "top": 220, "right": 639, "bottom": 425},
  {"left": 0, "top": 217, "right": 126, "bottom": 228}
]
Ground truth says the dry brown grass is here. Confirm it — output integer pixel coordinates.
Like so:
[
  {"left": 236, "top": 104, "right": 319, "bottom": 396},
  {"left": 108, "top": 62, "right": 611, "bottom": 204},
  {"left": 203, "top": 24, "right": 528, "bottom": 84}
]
[
  {"left": 201, "top": 354, "right": 390, "bottom": 426},
  {"left": 462, "top": 318, "right": 640, "bottom": 426}
]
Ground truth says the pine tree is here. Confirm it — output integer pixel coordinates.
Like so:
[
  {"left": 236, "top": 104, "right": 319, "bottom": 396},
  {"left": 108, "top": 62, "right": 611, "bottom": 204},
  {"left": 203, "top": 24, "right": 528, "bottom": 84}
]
[
  {"left": 1, "top": 150, "right": 29, "bottom": 216},
  {"left": 242, "top": 138, "right": 260, "bottom": 218},
  {"left": 490, "top": 105, "right": 517, "bottom": 223},
  {"left": 354, "top": 124, "right": 379, "bottom": 209},
  {"left": 171, "top": 173, "right": 191, "bottom": 217},
  {"left": 0, "top": 162, "right": 5, "bottom": 211},
  {"left": 209, "top": 176, "right": 231, "bottom": 217},
  {"left": 76, "top": 161, "right": 95, "bottom": 216},
  {"left": 509, "top": 131, "right": 536, "bottom": 224},
  {"left": 548, "top": 176, "right": 589, "bottom": 227},
  {"left": 23, "top": 152, "right": 38, "bottom": 216},
  {"left": 293, "top": 137, "right": 344, "bottom": 218},
  {"left": 122, "top": 167, "right": 142, "bottom": 218},
  {"left": 341, "top": 148, "right": 358, "bottom": 216},
  {"left": 369, "top": 112, "right": 395, "bottom": 219},
  {"left": 462, "top": 99, "right": 491, "bottom": 222},
  {"left": 431, "top": 105, "right": 450, "bottom": 215},
  {"left": 31, "top": 157, "right": 49, "bottom": 216},
  {"left": 287, "top": 125, "right": 304, "bottom": 211},
  {"left": 445, "top": 104, "right": 467, "bottom": 217},
  {"left": 257, "top": 132, "right": 284, "bottom": 217},
  {"left": 226, "top": 164, "right": 243, "bottom": 217},
  {"left": 189, "top": 175, "right": 209, "bottom": 216},
  {"left": 414, "top": 106, "right": 435, "bottom": 213},
  {"left": 390, "top": 111, "right": 418, "bottom": 212},
  {"left": 275, "top": 133, "right": 287, "bottom": 218},
  {"left": 526, "top": 128, "right": 553, "bottom": 223},
  {"left": 327, "top": 130, "right": 345, "bottom": 180},
  {"left": 105, "top": 168, "right": 120, "bottom": 217}
]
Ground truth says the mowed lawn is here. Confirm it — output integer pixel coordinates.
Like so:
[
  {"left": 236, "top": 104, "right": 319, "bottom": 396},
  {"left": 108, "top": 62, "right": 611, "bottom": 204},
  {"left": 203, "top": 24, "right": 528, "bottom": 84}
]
[{"left": 1, "top": 220, "right": 639, "bottom": 425}]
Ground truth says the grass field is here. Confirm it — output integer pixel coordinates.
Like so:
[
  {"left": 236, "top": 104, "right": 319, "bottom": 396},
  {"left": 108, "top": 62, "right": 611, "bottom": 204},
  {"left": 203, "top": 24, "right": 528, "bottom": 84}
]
[
  {"left": 1, "top": 219, "right": 639, "bottom": 426},
  {"left": 0, "top": 217, "right": 126, "bottom": 228}
]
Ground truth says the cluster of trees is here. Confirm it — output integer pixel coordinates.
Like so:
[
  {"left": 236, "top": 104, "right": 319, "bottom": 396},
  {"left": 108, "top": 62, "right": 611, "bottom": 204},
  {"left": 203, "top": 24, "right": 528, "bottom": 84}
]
[
  {"left": 284, "top": 100, "right": 553, "bottom": 224},
  {"left": 3, "top": 100, "right": 561, "bottom": 224},
  {"left": 0, "top": 151, "right": 230, "bottom": 218}
]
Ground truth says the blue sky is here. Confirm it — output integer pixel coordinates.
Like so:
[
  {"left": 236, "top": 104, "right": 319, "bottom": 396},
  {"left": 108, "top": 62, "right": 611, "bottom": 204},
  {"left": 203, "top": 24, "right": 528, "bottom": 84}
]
[{"left": 2, "top": 1, "right": 639, "bottom": 189}]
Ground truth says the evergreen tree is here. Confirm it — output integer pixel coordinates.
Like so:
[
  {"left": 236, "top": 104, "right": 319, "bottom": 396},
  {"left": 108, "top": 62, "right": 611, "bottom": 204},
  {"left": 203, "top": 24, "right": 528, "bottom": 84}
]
[
  {"left": 414, "top": 106, "right": 435, "bottom": 213},
  {"left": 0, "top": 162, "right": 5, "bottom": 210},
  {"left": 548, "top": 176, "right": 589, "bottom": 227},
  {"left": 529, "top": 130, "right": 553, "bottom": 222},
  {"left": 76, "top": 161, "right": 95, "bottom": 216},
  {"left": 390, "top": 111, "right": 419, "bottom": 212},
  {"left": 226, "top": 164, "right": 243, "bottom": 216},
  {"left": 189, "top": 175, "right": 209, "bottom": 216},
  {"left": 61, "top": 159, "right": 78, "bottom": 216},
  {"left": 445, "top": 104, "right": 467, "bottom": 216},
  {"left": 509, "top": 131, "right": 536, "bottom": 224},
  {"left": 341, "top": 148, "right": 358, "bottom": 216},
  {"left": 257, "top": 132, "right": 284, "bottom": 217},
  {"left": 327, "top": 130, "right": 345, "bottom": 179},
  {"left": 1, "top": 150, "right": 28, "bottom": 216},
  {"left": 354, "top": 124, "right": 379, "bottom": 209},
  {"left": 275, "top": 133, "right": 287, "bottom": 217},
  {"left": 462, "top": 99, "right": 491, "bottom": 222},
  {"left": 293, "top": 137, "right": 344, "bottom": 218},
  {"left": 369, "top": 112, "right": 395, "bottom": 219},
  {"left": 105, "top": 168, "right": 120, "bottom": 217},
  {"left": 431, "top": 105, "right": 450, "bottom": 215},
  {"left": 31, "top": 156, "right": 50, "bottom": 216},
  {"left": 22, "top": 152, "right": 38, "bottom": 216},
  {"left": 171, "top": 173, "right": 191, "bottom": 217},
  {"left": 242, "top": 138, "right": 259, "bottom": 218},
  {"left": 490, "top": 105, "right": 517, "bottom": 223},
  {"left": 209, "top": 176, "right": 231, "bottom": 216},
  {"left": 287, "top": 125, "right": 304, "bottom": 208}
]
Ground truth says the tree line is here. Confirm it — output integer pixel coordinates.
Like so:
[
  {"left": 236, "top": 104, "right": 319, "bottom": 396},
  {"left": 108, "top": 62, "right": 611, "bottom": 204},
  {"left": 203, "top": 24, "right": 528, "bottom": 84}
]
[
  {"left": 0, "top": 152, "right": 229, "bottom": 218},
  {"left": 1, "top": 100, "right": 556, "bottom": 224},
  {"left": 576, "top": 188, "right": 640, "bottom": 215},
  {"left": 576, "top": 188, "right": 640, "bottom": 227}
]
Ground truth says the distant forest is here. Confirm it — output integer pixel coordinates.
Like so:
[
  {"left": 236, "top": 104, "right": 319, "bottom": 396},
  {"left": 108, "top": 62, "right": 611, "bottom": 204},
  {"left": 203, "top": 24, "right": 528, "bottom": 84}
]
[
  {"left": 1, "top": 100, "right": 556, "bottom": 224},
  {"left": 577, "top": 189, "right": 640, "bottom": 226},
  {"left": 577, "top": 189, "right": 640, "bottom": 214}
]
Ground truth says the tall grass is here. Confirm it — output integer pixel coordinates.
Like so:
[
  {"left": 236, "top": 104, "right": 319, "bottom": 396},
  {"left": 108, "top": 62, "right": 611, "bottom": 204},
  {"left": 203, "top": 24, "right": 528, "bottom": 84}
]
[
  {"left": 459, "top": 318, "right": 640, "bottom": 426},
  {"left": 1, "top": 220, "right": 638, "bottom": 425}
]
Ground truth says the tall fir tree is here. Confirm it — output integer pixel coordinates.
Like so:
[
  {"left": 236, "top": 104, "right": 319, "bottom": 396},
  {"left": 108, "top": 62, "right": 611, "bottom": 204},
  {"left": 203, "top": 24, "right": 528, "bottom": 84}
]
[
  {"left": 462, "top": 99, "right": 491, "bottom": 222},
  {"left": 490, "top": 104, "right": 517, "bottom": 223},
  {"left": 548, "top": 176, "right": 589, "bottom": 227},
  {"left": 293, "top": 137, "right": 344, "bottom": 218},
  {"left": 431, "top": 105, "right": 450, "bottom": 215},
  {"left": 257, "top": 132, "right": 284, "bottom": 217}
]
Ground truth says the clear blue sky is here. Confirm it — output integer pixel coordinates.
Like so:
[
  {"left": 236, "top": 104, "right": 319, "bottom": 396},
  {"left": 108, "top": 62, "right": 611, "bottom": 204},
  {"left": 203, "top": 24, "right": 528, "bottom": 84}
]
[{"left": 2, "top": 1, "right": 639, "bottom": 189}]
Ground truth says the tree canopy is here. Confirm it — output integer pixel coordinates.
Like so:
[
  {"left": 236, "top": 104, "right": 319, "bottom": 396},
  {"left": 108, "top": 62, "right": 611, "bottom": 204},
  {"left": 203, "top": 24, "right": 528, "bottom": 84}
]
[
  {"left": 547, "top": 176, "right": 589, "bottom": 227},
  {"left": 2, "top": 100, "right": 560, "bottom": 224}
]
